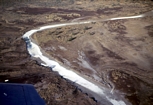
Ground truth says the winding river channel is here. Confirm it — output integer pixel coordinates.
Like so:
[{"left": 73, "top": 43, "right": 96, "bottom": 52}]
[{"left": 23, "top": 10, "right": 153, "bottom": 105}]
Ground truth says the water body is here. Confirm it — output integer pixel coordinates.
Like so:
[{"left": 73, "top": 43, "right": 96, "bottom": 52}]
[{"left": 23, "top": 11, "right": 153, "bottom": 105}]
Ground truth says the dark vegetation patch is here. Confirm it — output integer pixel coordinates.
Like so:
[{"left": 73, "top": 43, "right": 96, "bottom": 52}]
[
  {"left": 87, "top": 56, "right": 100, "bottom": 66},
  {"left": 145, "top": 25, "right": 153, "bottom": 37},
  {"left": 0, "top": 73, "right": 45, "bottom": 83},
  {"left": 109, "top": 70, "right": 153, "bottom": 105},
  {"left": 55, "top": 30, "right": 64, "bottom": 35},
  {"left": 58, "top": 14, "right": 80, "bottom": 20},
  {"left": 97, "top": 7, "right": 122, "bottom": 15},
  {"left": 148, "top": 32, "right": 153, "bottom": 37},
  {"left": 89, "top": 32, "right": 95, "bottom": 35},
  {"left": 0, "top": 26, "right": 21, "bottom": 32},
  {"left": 87, "top": 50, "right": 96, "bottom": 55},
  {"left": 109, "top": 70, "right": 138, "bottom": 93},
  {"left": 84, "top": 26, "right": 92, "bottom": 30},
  {"left": 101, "top": 45, "right": 124, "bottom": 60},
  {"left": 13, "top": 19, "right": 45, "bottom": 26},
  {"left": 67, "top": 37, "right": 76, "bottom": 41},
  {"left": 114, "top": 35, "right": 132, "bottom": 45},
  {"left": 85, "top": 50, "right": 101, "bottom": 66},
  {"left": 121, "top": 62, "right": 137, "bottom": 67},
  {"left": 0, "top": 67, "right": 21, "bottom": 73},
  {"left": 125, "top": 94, "right": 140, "bottom": 105},
  {"left": 13, "top": 7, "right": 96, "bottom": 16},
  {"left": 108, "top": 20, "right": 127, "bottom": 34}
]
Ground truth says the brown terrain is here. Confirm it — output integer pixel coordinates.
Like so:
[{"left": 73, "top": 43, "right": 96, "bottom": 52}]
[{"left": 0, "top": 0, "right": 153, "bottom": 105}]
